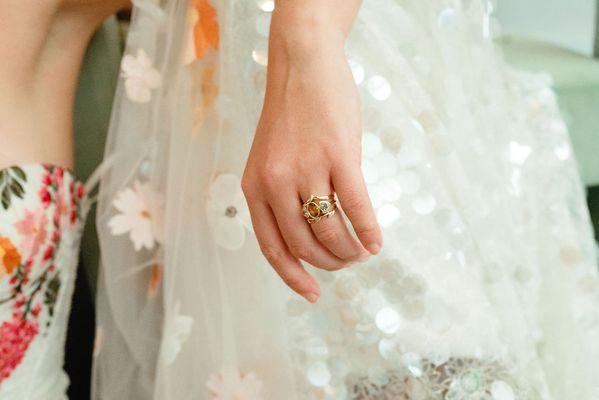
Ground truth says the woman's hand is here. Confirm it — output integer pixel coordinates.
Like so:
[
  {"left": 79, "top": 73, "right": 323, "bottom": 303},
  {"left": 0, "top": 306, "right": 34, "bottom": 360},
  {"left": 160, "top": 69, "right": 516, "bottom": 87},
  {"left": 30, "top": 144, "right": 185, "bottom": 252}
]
[{"left": 242, "top": 5, "right": 382, "bottom": 303}]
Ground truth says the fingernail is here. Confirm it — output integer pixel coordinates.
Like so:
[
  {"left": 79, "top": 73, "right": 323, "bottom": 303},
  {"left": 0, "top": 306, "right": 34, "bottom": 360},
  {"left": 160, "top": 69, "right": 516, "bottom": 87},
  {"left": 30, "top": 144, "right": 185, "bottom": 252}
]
[
  {"left": 304, "top": 293, "right": 320, "bottom": 303},
  {"left": 367, "top": 243, "right": 381, "bottom": 255}
]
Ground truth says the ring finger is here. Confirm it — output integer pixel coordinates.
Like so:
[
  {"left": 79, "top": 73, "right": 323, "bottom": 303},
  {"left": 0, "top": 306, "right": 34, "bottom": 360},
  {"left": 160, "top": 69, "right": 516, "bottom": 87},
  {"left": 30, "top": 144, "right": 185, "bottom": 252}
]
[
  {"left": 301, "top": 181, "right": 369, "bottom": 262},
  {"left": 270, "top": 189, "right": 347, "bottom": 271}
]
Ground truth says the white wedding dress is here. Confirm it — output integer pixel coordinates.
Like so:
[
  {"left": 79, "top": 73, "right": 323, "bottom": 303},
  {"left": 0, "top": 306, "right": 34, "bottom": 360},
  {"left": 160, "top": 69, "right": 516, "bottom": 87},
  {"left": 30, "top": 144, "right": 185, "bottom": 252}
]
[{"left": 93, "top": 0, "right": 599, "bottom": 399}]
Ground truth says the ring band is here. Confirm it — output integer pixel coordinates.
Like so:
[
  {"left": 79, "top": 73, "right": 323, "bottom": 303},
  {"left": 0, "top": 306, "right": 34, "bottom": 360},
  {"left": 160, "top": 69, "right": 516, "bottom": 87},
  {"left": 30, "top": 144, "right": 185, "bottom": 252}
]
[{"left": 302, "top": 194, "right": 337, "bottom": 223}]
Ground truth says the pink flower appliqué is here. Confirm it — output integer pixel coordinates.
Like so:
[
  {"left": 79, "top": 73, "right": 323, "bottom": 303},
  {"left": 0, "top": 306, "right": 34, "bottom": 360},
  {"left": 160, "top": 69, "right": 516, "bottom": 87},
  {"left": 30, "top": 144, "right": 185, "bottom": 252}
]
[
  {"left": 206, "top": 368, "right": 264, "bottom": 400},
  {"left": 13, "top": 208, "right": 48, "bottom": 260},
  {"left": 121, "top": 48, "right": 162, "bottom": 104},
  {"left": 108, "top": 181, "right": 165, "bottom": 251}
]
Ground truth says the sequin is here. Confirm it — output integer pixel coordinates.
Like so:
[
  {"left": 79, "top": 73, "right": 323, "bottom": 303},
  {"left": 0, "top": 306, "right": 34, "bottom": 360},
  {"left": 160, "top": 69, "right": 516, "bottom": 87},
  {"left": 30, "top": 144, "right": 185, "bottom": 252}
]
[
  {"left": 377, "top": 204, "right": 400, "bottom": 228},
  {"left": 251, "top": 46, "right": 268, "bottom": 66},
  {"left": 307, "top": 362, "right": 331, "bottom": 387},
  {"left": 508, "top": 141, "right": 531, "bottom": 164},
  {"left": 482, "top": 261, "right": 503, "bottom": 284},
  {"left": 348, "top": 59, "right": 365, "bottom": 85},
  {"left": 378, "top": 337, "right": 400, "bottom": 360},
  {"left": 433, "top": 208, "right": 460, "bottom": 231},
  {"left": 361, "top": 160, "right": 379, "bottom": 184},
  {"left": 491, "top": 380, "right": 515, "bottom": 400},
  {"left": 438, "top": 7, "right": 458, "bottom": 32},
  {"left": 305, "top": 337, "right": 329, "bottom": 357},
  {"left": 368, "top": 366, "right": 389, "bottom": 386},
  {"left": 430, "top": 133, "right": 453, "bottom": 156},
  {"left": 339, "top": 305, "right": 359, "bottom": 327},
  {"left": 514, "top": 265, "right": 532, "bottom": 283},
  {"left": 335, "top": 275, "right": 362, "bottom": 300},
  {"left": 363, "top": 132, "right": 383, "bottom": 158},
  {"left": 362, "top": 107, "right": 382, "bottom": 131},
  {"left": 374, "top": 153, "right": 399, "bottom": 179},
  {"left": 255, "top": 0, "right": 274, "bottom": 12},
  {"left": 554, "top": 140, "right": 572, "bottom": 160},
  {"left": 355, "top": 322, "right": 381, "bottom": 345},
  {"left": 328, "top": 357, "right": 350, "bottom": 379},
  {"left": 378, "top": 178, "right": 402, "bottom": 203},
  {"left": 378, "top": 126, "right": 403, "bottom": 151},
  {"left": 377, "top": 258, "right": 405, "bottom": 281},
  {"left": 412, "top": 194, "right": 436, "bottom": 215},
  {"left": 397, "top": 170, "right": 421, "bottom": 195},
  {"left": 400, "top": 274, "right": 427, "bottom": 297},
  {"left": 286, "top": 298, "right": 308, "bottom": 317},
  {"left": 398, "top": 295, "right": 426, "bottom": 320},
  {"left": 139, "top": 159, "right": 153, "bottom": 178},
  {"left": 375, "top": 307, "right": 400, "bottom": 334},
  {"left": 401, "top": 352, "right": 423, "bottom": 377},
  {"left": 417, "top": 110, "right": 441, "bottom": 132},
  {"left": 366, "top": 75, "right": 392, "bottom": 101}
]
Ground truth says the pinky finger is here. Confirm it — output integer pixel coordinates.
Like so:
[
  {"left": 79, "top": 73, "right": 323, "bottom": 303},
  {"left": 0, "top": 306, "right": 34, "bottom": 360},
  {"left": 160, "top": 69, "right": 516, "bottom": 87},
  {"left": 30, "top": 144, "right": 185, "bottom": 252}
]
[{"left": 247, "top": 200, "right": 321, "bottom": 303}]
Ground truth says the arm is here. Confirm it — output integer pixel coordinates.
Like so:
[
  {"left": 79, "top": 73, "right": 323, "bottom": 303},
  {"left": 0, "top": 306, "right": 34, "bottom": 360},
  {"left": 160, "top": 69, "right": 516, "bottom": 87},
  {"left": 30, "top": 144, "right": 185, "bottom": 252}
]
[{"left": 242, "top": 0, "right": 382, "bottom": 303}]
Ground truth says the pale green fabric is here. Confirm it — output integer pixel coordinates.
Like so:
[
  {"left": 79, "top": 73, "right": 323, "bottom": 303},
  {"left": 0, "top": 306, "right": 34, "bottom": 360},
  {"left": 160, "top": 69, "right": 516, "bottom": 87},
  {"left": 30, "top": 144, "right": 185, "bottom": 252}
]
[
  {"left": 500, "top": 36, "right": 599, "bottom": 186},
  {"left": 74, "top": 17, "right": 123, "bottom": 292}
]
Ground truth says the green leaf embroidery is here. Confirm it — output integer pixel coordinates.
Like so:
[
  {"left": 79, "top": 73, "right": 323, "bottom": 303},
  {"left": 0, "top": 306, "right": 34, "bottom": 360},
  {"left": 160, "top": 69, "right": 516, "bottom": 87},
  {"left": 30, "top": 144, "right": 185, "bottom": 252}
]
[
  {"left": 1, "top": 186, "right": 10, "bottom": 210},
  {"left": 11, "top": 166, "right": 27, "bottom": 182},
  {"left": 0, "top": 166, "right": 29, "bottom": 209}
]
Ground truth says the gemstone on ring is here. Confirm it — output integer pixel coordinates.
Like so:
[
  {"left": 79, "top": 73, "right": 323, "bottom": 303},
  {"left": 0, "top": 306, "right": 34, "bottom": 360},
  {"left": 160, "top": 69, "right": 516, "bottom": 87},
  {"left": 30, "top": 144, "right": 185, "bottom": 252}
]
[{"left": 302, "top": 194, "right": 337, "bottom": 223}]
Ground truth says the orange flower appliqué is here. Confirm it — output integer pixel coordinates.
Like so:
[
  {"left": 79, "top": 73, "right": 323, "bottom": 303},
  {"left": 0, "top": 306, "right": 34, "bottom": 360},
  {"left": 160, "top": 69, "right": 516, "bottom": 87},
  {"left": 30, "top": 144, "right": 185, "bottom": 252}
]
[
  {"left": 148, "top": 263, "right": 163, "bottom": 298},
  {"left": 193, "top": 0, "right": 219, "bottom": 60},
  {"left": 0, "top": 237, "right": 21, "bottom": 279}
]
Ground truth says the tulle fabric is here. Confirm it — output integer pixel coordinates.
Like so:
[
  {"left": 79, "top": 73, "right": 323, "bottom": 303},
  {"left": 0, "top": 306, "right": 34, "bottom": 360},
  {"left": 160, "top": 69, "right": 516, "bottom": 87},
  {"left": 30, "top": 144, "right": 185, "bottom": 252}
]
[{"left": 93, "top": 0, "right": 599, "bottom": 399}]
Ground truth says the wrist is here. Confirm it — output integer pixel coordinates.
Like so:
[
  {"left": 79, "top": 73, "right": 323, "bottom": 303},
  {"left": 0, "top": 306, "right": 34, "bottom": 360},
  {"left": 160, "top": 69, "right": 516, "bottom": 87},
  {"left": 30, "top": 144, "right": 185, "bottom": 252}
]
[{"left": 269, "top": 10, "right": 346, "bottom": 64}]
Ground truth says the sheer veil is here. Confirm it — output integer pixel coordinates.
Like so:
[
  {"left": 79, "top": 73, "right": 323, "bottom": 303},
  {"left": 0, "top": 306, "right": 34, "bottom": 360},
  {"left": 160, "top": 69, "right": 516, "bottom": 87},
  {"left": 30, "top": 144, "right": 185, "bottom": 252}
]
[{"left": 93, "top": 0, "right": 299, "bottom": 398}]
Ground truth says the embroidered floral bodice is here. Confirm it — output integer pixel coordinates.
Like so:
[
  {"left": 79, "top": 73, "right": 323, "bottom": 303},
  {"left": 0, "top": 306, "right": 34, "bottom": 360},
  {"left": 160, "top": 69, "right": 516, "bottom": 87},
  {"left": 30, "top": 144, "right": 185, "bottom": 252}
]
[{"left": 0, "top": 165, "right": 86, "bottom": 400}]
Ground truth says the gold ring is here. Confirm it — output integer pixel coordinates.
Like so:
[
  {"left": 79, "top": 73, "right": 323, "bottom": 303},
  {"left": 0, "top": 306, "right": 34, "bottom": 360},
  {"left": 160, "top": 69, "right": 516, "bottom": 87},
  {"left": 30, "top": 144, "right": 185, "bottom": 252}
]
[{"left": 302, "top": 194, "right": 337, "bottom": 223}]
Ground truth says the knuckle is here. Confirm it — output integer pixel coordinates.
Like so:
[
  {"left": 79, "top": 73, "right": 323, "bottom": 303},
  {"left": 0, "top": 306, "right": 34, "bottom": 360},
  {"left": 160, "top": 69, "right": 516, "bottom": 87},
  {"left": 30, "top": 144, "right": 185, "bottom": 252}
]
[
  {"left": 280, "top": 273, "right": 303, "bottom": 291},
  {"left": 355, "top": 225, "right": 380, "bottom": 239},
  {"left": 260, "top": 243, "right": 285, "bottom": 267},
  {"left": 319, "top": 260, "right": 349, "bottom": 272},
  {"left": 288, "top": 242, "right": 313, "bottom": 261},
  {"left": 315, "top": 225, "right": 340, "bottom": 246},
  {"left": 260, "top": 163, "right": 288, "bottom": 188},
  {"left": 340, "top": 191, "right": 368, "bottom": 211},
  {"left": 241, "top": 175, "right": 255, "bottom": 198}
]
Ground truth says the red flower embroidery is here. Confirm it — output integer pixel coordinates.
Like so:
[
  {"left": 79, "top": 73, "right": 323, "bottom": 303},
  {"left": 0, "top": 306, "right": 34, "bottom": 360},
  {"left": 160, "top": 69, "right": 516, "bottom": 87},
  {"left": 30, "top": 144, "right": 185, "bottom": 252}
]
[{"left": 0, "top": 319, "right": 39, "bottom": 382}]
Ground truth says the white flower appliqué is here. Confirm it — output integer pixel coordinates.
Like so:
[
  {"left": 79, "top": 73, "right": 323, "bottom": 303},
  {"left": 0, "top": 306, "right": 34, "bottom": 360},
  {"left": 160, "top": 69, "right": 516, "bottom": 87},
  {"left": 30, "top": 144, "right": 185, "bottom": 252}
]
[
  {"left": 121, "top": 48, "right": 162, "bottom": 103},
  {"left": 206, "top": 174, "right": 252, "bottom": 251},
  {"left": 160, "top": 301, "right": 194, "bottom": 365},
  {"left": 206, "top": 368, "right": 264, "bottom": 400},
  {"left": 108, "top": 181, "right": 165, "bottom": 251}
]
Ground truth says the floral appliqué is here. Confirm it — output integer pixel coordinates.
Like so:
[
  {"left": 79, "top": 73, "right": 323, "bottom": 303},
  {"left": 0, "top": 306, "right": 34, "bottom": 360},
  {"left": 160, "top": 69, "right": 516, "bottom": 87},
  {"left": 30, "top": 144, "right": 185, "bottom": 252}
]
[
  {"left": 121, "top": 48, "right": 162, "bottom": 103},
  {"left": 160, "top": 301, "right": 193, "bottom": 365},
  {"left": 0, "top": 165, "right": 85, "bottom": 383},
  {"left": 206, "top": 368, "right": 264, "bottom": 400},
  {"left": 192, "top": 0, "right": 219, "bottom": 61},
  {"left": 206, "top": 174, "right": 252, "bottom": 251},
  {"left": 108, "top": 181, "right": 165, "bottom": 251}
]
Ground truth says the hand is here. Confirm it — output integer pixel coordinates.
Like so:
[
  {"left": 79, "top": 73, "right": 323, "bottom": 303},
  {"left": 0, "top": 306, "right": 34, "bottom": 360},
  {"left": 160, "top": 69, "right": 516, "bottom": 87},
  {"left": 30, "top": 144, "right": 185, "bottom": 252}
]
[{"left": 242, "top": 17, "right": 382, "bottom": 303}]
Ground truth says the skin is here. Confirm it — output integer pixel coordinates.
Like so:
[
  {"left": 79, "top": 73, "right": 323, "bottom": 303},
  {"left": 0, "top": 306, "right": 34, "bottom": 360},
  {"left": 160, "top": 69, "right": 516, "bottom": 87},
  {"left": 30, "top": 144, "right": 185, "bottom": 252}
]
[
  {"left": 243, "top": 0, "right": 383, "bottom": 303},
  {"left": 0, "top": 0, "right": 382, "bottom": 304},
  {"left": 0, "top": 0, "right": 130, "bottom": 170}
]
